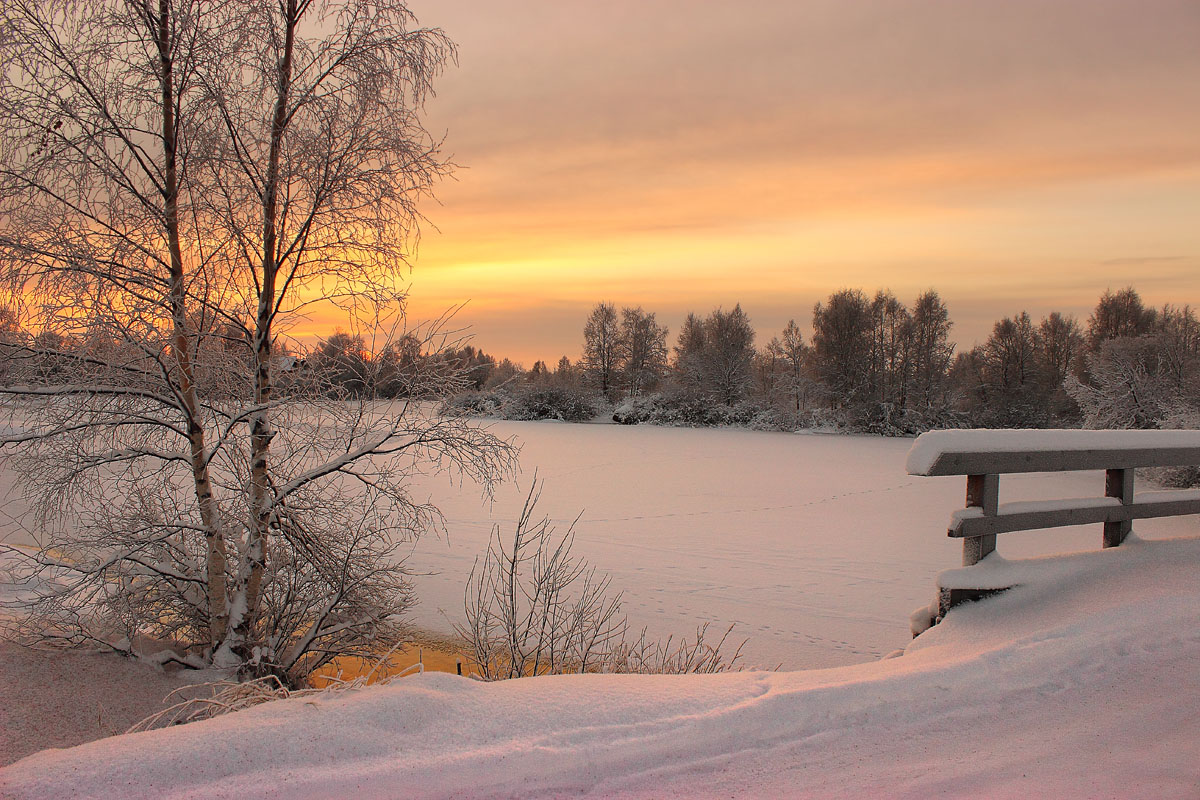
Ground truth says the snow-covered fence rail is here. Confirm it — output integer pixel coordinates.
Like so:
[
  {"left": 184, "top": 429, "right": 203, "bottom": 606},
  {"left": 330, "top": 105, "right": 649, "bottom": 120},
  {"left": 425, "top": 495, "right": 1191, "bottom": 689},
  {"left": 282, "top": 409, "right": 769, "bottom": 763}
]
[{"left": 907, "top": 430, "right": 1200, "bottom": 567}]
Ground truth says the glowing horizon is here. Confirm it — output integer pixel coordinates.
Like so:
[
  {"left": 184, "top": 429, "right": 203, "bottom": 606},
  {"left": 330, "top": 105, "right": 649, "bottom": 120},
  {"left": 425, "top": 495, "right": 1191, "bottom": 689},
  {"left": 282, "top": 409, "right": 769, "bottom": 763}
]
[{"left": 303, "top": 0, "right": 1200, "bottom": 366}]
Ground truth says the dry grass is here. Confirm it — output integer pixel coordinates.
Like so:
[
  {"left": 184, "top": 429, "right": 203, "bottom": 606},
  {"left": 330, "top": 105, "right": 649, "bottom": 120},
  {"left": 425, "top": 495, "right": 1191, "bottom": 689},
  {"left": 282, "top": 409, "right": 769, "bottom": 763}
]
[
  {"left": 309, "top": 631, "right": 476, "bottom": 688},
  {"left": 129, "top": 633, "right": 476, "bottom": 732}
]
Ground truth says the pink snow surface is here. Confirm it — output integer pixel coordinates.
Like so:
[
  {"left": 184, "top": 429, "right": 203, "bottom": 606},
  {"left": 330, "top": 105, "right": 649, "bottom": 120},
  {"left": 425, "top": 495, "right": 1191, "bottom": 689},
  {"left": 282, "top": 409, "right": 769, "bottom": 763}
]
[{"left": 4, "top": 535, "right": 1198, "bottom": 799}]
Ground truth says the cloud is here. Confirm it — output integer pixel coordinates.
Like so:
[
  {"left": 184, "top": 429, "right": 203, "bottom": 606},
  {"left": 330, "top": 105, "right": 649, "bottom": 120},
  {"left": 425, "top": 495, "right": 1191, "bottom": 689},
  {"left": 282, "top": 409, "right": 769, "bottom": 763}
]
[{"left": 391, "top": 0, "right": 1200, "bottom": 360}]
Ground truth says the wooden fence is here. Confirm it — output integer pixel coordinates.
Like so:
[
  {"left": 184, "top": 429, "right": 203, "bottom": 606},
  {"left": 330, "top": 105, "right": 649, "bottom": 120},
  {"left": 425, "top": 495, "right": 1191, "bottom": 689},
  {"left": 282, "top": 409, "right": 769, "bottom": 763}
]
[{"left": 907, "top": 430, "right": 1200, "bottom": 567}]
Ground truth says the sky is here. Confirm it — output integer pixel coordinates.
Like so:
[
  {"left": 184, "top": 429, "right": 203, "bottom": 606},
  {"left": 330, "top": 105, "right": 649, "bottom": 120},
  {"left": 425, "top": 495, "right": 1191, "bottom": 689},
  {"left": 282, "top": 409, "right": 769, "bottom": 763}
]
[{"left": 350, "top": 0, "right": 1200, "bottom": 366}]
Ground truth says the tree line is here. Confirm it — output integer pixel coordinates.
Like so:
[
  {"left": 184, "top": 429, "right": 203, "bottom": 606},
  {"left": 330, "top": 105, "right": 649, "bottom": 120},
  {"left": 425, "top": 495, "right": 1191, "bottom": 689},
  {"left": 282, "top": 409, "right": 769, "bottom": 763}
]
[
  {"left": 19, "top": 283, "right": 1184, "bottom": 435},
  {"left": 14, "top": 284, "right": 1184, "bottom": 434},
  {"left": 438, "top": 287, "right": 1199, "bottom": 434}
]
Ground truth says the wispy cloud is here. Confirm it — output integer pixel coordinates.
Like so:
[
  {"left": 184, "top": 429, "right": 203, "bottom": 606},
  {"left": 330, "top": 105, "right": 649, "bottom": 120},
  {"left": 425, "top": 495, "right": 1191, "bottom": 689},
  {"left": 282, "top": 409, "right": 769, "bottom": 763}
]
[{"left": 389, "top": 0, "right": 1200, "bottom": 362}]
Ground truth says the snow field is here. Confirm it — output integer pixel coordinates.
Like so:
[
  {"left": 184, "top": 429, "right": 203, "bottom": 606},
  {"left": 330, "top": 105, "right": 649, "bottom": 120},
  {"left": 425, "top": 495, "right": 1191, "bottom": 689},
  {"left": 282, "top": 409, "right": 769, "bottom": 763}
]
[
  {"left": 3, "top": 419, "right": 1195, "bottom": 670},
  {"left": 3, "top": 533, "right": 1197, "bottom": 798},
  {"left": 396, "top": 421, "right": 1196, "bottom": 669}
]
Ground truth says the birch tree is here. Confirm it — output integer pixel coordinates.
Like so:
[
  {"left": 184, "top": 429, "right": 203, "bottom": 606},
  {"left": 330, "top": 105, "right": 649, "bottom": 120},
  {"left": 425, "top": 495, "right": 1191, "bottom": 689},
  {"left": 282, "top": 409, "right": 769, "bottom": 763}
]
[
  {"left": 581, "top": 302, "right": 620, "bottom": 401},
  {"left": 616, "top": 306, "right": 667, "bottom": 398},
  {"left": 0, "top": 0, "right": 514, "bottom": 683}
]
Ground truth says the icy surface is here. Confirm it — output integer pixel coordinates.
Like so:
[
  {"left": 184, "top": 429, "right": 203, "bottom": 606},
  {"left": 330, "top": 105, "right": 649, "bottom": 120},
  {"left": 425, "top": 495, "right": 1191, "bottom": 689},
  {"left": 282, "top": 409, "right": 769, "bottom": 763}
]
[
  {"left": 906, "top": 428, "right": 1200, "bottom": 474},
  {"left": 3, "top": 420, "right": 1196, "bottom": 670},
  {"left": 3, "top": 534, "right": 1198, "bottom": 798},
  {"left": 396, "top": 423, "right": 1193, "bottom": 668}
]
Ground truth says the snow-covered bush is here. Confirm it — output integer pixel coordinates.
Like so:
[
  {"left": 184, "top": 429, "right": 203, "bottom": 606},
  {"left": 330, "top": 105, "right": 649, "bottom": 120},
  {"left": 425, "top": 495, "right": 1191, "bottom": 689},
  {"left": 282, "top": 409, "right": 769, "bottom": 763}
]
[
  {"left": 612, "top": 392, "right": 784, "bottom": 429},
  {"left": 442, "top": 390, "right": 507, "bottom": 418},
  {"left": 501, "top": 386, "right": 599, "bottom": 422},
  {"left": 444, "top": 385, "right": 599, "bottom": 422},
  {"left": 1141, "top": 411, "right": 1200, "bottom": 488},
  {"left": 1065, "top": 332, "right": 1200, "bottom": 487},
  {"left": 1066, "top": 338, "right": 1180, "bottom": 430}
]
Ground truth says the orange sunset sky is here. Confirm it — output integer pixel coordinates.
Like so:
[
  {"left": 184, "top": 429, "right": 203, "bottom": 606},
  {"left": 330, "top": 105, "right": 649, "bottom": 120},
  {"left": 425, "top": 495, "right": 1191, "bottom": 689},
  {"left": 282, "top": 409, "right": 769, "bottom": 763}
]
[{"left": 311, "top": 0, "right": 1200, "bottom": 366}]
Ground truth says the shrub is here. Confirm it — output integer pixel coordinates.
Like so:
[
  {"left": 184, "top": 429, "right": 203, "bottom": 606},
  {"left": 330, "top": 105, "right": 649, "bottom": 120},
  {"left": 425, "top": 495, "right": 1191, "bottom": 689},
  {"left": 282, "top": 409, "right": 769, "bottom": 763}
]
[
  {"left": 503, "top": 385, "right": 598, "bottom": 422},
  {"left": 457, "top": 482, "right": 745, "bottom": 679},
  {"left": 443, "top": 385, "right": 599, "bottom": 423},
  {"left": 612, "top": 392, "right": 783, "bottom": 429}
]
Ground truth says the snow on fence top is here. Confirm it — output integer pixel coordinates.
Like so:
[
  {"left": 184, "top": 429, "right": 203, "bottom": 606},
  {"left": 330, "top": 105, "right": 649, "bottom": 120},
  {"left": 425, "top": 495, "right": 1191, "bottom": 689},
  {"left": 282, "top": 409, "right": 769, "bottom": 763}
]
[{"left": 906, "top": 428, "right": 1200, "bottom": 476}]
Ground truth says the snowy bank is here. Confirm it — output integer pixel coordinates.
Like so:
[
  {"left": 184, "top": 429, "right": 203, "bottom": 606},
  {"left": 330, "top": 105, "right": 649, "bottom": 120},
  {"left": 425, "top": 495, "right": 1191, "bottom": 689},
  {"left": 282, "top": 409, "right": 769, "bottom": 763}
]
[{"left": 3, "top": 534, "right": 1198, "bottom": 799}]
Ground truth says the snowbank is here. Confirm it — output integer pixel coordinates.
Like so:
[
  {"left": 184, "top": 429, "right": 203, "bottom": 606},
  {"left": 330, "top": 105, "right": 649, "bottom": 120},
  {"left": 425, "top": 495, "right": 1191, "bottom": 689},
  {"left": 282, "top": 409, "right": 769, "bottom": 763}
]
[{"left": 4, "top": 535, "right": 1198, "bottom": 799}]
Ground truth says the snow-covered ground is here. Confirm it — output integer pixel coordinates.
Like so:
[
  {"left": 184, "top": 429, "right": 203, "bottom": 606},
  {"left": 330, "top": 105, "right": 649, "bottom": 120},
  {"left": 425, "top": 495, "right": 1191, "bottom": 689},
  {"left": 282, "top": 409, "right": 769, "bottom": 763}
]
[
  {"left": 393, "top": 421, "right": 1194, "bottom": 669},
  {"left": 4, "top": 532, "right": 1197, "bottom": 798},
  {"left": 2, "top": 420, "right": 1195, "bottom": 669}
]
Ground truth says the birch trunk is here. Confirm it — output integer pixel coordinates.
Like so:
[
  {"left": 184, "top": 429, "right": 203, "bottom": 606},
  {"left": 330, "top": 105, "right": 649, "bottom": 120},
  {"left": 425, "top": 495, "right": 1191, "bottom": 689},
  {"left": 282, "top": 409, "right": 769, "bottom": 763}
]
[
  {"left": 155, "top": 0, "right": 229, "bottom": 650},
  {"left": 229, "top": 0, "right": 297, "bottom": 659}
]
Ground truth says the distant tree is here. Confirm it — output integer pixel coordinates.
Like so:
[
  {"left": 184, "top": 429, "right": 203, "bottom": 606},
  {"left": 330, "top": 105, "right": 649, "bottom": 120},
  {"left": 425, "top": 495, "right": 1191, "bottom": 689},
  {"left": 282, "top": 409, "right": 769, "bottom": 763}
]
[
  {"left": 981, "top": 312, "right": 1037, "bottom": 394},
  {"left": 552, "top": 355, "right": 579, "bottom": 388},
  {"left": 955, "top": 311, "right": 1047, "bottom": 426},
  {"left": 811, "top": 289, "right": 873, "bottom": 407},
  {"left": 0, "top": 306, "right": 23, "bottom": 382},
  {"left": 1034, "top": 312, "right": 1084, "bottom": 418},
  {"left": 755, "top": 338, "right": 785, "bottom": 406},
  {"left": 673, "top": 313, "right": 707, "bottom": 394},
  {"left": 702, "top": 305, "right": 756, "bottom": 406},
  {"left": 0, "top": 305, "right": 20, "bottom": 342},
  {"left": 449, "top": 345, "right": 497, "bottom": 390},
  {"left": 617, "top": 307, "right": 668, "bottom": 398},
  {"left": 1068, "top": 304, "right": 1200, "bottom": 430},
  {"left": 375, "top": 333, "right": 423, "bottom": 398},
  {"left": 582, "top": 302, "right": 621, "bottom": 400},
  {"left": 1088, "top": 287, "right": 1156, "bottom": 349},
  {"left": 1154, "top": 305, "right": 1200, "bottom": 389},
  {"left": 908, "top": 290, "right": 954, "bottom": 409},
  {"left": 1068, "top": 337, "right": 1177, "bottom": 429},
  {"left": 528, "top": 360, "right": 549, "bottom": 383},
  {"left": 485, "top": 358, "right": 524, "bottom": 390},
  {"left": 777, "top": 320, "right": 812, "bottom": 412},
  {"left": 952, "top": 309, "right": 1090, "bottom": 427},
  {"left": 311, "top": 331, "right": 370, "bottom": 396},
  {"left": 868, "top": 290, "right": 912, "bottom": 417}
]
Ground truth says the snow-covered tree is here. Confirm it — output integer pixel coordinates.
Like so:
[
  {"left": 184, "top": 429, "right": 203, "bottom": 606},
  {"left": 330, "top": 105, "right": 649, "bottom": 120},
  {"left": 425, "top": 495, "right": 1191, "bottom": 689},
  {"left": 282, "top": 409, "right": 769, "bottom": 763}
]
[
  {"left": 673, "top": 312, "right": 708, "bottom": 394},
  {"left": 1087, "top": 287, "right": 1157, "bottom": 349},
  {"left": 668, "top": 306, "right": 754, "bottom": 406},
  {"left": 617, "top": 307, "right": 668, "bottom": 398},
  {"left": 908, "top": 290, "right": 954, "bottom": 410},
  {"left": 776, "top": 320, "right": 813, "bottom": 412},
  {"left": 0, "top": 0, "right": 514, "bottom": 683},
  {"left": 811, "top": 289, "right": 873, "bottom": 407},
  {"left": 702, "top": 305, "right": 756, "bottom": 406},
  {"left": 868, "top": 290, "right": 912, "bottom": 419},
  {"left": 582, "top": 302, "right": 620, "bottom": 400}
]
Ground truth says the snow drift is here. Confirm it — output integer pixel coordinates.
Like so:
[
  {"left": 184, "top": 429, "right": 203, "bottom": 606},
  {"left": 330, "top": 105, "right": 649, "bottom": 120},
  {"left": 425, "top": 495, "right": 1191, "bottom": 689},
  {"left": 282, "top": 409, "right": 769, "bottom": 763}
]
[{"left": 4, "top": 534, "right": 1198, "bottom": 799}]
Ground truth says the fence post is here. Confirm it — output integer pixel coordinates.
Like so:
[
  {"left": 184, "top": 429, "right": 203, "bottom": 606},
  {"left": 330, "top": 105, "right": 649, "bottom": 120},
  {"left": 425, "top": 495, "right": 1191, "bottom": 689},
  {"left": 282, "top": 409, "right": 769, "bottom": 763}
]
[
  {"left": 963, "top": 473, "right": 999, "bottom": 566},
  {"left": 1104, "top": 468, "right": 1134, "bottom": 548}
]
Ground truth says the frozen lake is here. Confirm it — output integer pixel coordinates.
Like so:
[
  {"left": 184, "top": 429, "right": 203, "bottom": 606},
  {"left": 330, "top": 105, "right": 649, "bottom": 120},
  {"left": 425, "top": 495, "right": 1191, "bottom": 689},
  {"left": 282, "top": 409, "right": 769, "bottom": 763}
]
[
  {"left": 397, "top": 421, "right": 1196, "bottom": 670},
  {"left": 2, "top": 418, "right": 1194, "bottom": 670}
]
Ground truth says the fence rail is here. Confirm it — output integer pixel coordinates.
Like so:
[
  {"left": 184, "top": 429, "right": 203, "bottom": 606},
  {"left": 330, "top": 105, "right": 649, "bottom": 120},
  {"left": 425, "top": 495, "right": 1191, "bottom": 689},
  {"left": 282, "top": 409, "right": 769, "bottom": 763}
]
[{"left": 907, "top": 430, "right": 1200, "bottom": 567}]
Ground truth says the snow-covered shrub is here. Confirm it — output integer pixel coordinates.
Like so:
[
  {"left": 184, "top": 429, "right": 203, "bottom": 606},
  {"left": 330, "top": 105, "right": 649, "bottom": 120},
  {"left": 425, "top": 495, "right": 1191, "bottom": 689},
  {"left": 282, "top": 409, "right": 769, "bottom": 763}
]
[
  {"left": 899, "top": 404, "right": 972, "bottom": 434},
  {"left": 444, "top": 386, "right": 598, "bottom": 422},
  {"left": 442, "top": 390, "right": 506, "bottom": 418},
  {"left": 612, "top": 391, "right": 785, "bottom": 429},
  {"left": 859, "top": 402, "right": 912, "bottom": 436},
  {"left": 1067, "top": 335, "right": 1200, "bottom": 430},
  {"left": 1141, "top": 411, "right": 1200, "bottom": 488},
  {"left": 501, "top": 385, "right": 598, "bottom": 422}
]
